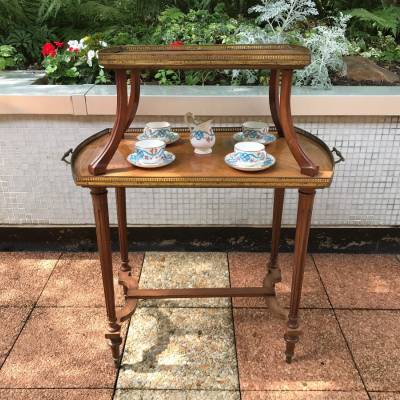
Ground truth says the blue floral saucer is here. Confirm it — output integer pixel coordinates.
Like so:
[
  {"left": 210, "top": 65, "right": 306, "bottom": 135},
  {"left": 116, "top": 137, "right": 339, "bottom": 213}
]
[
  {"left": 127, "top": 150, "right": 175, "bottom": 169},
  {"left": 233, "top": 131, "right": 276, "bottom": 145},
  {"left": 224, "top": 152, "right": 276, "bottom": 172},
  {"left": 137, "top": 131, "right": 180, "bottom": 145}
]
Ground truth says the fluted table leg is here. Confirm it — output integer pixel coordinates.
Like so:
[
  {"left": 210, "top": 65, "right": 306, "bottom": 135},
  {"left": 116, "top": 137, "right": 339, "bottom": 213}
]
[
  {"left": 285, "top": 188, "right": 315, "bottom": 363},
  {"left": 264, "top": 188, "right": 286, "bottom": 318},
  {"left": 91, "top": 187, "right": 121, "bottom": 367}
]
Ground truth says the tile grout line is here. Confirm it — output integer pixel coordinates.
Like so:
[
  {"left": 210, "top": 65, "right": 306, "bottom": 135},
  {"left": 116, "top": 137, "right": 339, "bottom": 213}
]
[
  {"left": 310, "top": 254, "right": 372, "bottom": 400},
  {"left": 0, "top": 252, "right": 64, "bottom": 373},
  {"left": 112, "top": 252, "right": 146, "bottom": 399},
  {"left": 226, "top": 252, "right": 242, "bottom": 400}
]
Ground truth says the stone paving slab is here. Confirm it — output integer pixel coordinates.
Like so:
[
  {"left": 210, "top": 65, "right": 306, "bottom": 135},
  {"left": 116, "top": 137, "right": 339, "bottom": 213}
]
[
  {"left": 0, "top": 307, "right": 31, "bottom": 368},
  {"left": 118, "top": 307, "right": 238, "bottom": 390},
  {"left": 313, "top": 254, "right": 400, "bottom": 309},
  {"left": 138, "top": 252, "right": 230, "bottom": 308},
  {"left": 233, "top": 309, "right": 363, "bottom": 391},
  {"left": 336, "top": 310, "right": 400, "bottom": 392},
  {"left": 0, "top": 307, "right": 117, "bottom": 388},
  {"left": 38, "top": 252, "right": 143, "bottom": 307},
  {"left": 241, "top": 391, "right": 369, "bottom": 399},
  {"left": 0, "top": 389, "right": 113, "bottom": 400},
  {"left": 228, "top": 253, "right": 330, "bottom": 308},
  {"left": 0, "top": 252, "right": 60, "bottom": 306},
  {"left": 114, "top": 389, "right": 240, "bottom": 399},
  {"left": 369, "top": 393, "right": 400, "bottom": 400}
]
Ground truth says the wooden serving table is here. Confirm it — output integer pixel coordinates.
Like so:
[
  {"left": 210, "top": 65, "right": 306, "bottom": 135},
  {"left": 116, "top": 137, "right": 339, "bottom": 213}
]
[{"left": 70, "top": 44, "right": 338, "bottom": 367}]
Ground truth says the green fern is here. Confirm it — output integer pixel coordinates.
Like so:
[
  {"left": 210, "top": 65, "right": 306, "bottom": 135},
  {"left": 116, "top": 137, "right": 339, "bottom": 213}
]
[{"left": 349, "top": 6, "right": 400, "bottom": 36}]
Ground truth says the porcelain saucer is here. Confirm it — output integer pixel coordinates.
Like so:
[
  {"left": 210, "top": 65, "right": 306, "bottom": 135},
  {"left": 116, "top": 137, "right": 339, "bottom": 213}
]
[
  {"left": 137, "top": 131, "right": 180, "bottom": 145},
  {"left": 224, "top": 152, "right": 276, "bottom": 172},
  {"left": 127, "top": 150, "right": 175, "bottom": 168},
  {"left": 233, "top": 131, "right": 276, "bottom": 145}
]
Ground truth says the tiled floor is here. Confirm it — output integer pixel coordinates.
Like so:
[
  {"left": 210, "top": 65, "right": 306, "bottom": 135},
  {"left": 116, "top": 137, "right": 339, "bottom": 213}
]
[{"left": 0, "top": 252, "right": 399, "bottom": 399}]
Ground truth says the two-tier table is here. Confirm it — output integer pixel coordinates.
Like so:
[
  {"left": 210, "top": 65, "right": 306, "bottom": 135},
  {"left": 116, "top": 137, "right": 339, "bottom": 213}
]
[{"left": 70, "top": 44, "right": 337, "bottom": 367}]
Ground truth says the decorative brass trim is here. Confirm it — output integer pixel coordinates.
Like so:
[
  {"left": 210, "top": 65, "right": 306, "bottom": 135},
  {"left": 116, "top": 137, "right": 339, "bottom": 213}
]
[
  {"left": 99, "top": 44, "right": 311, "bottom": 69},
  {"left": 74, "top": 175, "right": 332, "bottom": 189}
]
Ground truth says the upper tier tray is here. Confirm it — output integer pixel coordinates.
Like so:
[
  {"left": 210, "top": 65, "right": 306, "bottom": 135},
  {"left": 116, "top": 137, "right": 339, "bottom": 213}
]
[
  {"left": 98, "top": 44, "right": 311, "bottom": 70},
  {"left": 71, "top": 127, "right": 334, "bottom": 189}
]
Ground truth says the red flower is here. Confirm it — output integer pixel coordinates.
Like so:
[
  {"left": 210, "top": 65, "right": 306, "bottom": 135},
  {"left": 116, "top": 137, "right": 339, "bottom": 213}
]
[
  {"left": 54, "top": 41, "right": 64, "bottom": 48},
  {"left": 68, "top": 47, "right": 79, "bottom": 53},
  {"left": 41, "top": 42, "right": 56, "bottom": 57},
  {"left": 170, "top": 40, "right": 184, "bottom": 48}
]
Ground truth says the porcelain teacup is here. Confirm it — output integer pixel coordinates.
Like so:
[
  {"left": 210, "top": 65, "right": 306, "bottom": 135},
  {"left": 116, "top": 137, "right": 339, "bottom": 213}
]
[
  {"left": 135, "top": 139, "right": 166, "bottom": 165},
  {"left": 242, "top": 121, "right": 269, "bottom": 140},
  {"left": 143, "top": 121, "right": 172, "bottom": 140},
  {"left": 234, "top": 142, "right": 267, "bottom": 166}
]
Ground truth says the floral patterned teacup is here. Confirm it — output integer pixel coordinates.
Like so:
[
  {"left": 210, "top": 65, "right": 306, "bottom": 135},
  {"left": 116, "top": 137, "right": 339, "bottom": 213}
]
[
  {"left": 143, "top": 121, "right": 172, "bottom": 141},
  {"left": 135, "top": 139, "right": 166, "bottom": 165},
  {"left": 242, "top": 121, "right": 269, "bottom": 141},
  {"left": 233, "top": 142, "right": 267, "bottom": 166}
]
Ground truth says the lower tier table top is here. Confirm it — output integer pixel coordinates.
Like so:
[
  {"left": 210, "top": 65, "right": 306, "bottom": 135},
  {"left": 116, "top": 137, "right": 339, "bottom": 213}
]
[{"left": 71, "top": 127, "right": 334, "bottom": 189}]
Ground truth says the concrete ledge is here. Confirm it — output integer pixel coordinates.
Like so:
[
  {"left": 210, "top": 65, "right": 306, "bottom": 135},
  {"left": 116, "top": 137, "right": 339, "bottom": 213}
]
[{"left": 1, "top": 83, "right": 399, "bottom": 116}]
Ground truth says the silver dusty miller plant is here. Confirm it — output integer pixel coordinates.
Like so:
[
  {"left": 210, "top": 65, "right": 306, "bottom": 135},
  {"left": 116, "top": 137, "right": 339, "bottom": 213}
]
[
  {"left": 248, "top": 0, "right": 318, "bottom": 43},
  {"left": 296, "top": 13, "right": 351, "bottom": 88},
  {"left": 235, "top": 0, "right": 350, "bottom": 88}
]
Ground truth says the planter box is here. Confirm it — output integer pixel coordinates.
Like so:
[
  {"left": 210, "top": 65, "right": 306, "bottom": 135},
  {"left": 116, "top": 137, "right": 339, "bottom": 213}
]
[{"left": 0, "top": 76, "right": 399, "bottom": 228}]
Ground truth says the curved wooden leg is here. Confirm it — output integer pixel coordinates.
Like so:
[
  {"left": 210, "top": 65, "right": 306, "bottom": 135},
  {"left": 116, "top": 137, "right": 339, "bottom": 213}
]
[
  {"left": 280, "top": 70, "right": 319, "bottom": 177},
  {"left": 91, "top": 187, "right": 121, "bottom": 367},
  {"left": 89, "top": 69, "right": 141, "bottom": 175},
  {"left": 285, "top": 189, "right": 315, "bottom": 363},
  {"left": 269, "top": 70, "right": 284, "bottom": 137},
  {"left": 116, "top": 188, "right": 130, "bottom": 274},
  {"left": 264, "top": 188, "right": 286, "bottom": 319}
]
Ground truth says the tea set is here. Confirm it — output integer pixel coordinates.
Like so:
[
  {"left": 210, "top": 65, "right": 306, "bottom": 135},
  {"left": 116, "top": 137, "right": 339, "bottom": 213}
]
[{"left": 126, "top": 113, "right": 276, "bottom": 172}]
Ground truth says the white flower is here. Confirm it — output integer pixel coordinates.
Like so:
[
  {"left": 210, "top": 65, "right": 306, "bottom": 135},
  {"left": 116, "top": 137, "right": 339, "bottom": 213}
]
[
  {"left": 67, "top": 40, "right": 79, "bottom": 50},
  {"left": 79, "top": 38, "right": 87, "bottom": 50},
  {"left": 99, "top": 41, "right": 108, "bottom": 47},
  {"left": 87, "top": 49, "right": 98, "bottom": 67}
]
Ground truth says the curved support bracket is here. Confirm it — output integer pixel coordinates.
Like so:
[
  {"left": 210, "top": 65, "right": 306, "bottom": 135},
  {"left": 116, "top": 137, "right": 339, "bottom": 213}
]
[
  {"left": 279, "top": 70, "right": 319, "bottom": 177},
  {"left": 268, "top": 70, "right": 284, "bottom": 137},
  {"left": 116, "top": 270, "right": 140, "bottom": 324},
  {"left": 89, "top": 69, "right": 141, "bottom": 175}
]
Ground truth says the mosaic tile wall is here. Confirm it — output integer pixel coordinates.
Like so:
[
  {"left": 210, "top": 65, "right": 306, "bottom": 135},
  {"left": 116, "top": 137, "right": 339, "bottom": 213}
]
[{"left": 0, "top": 115, "right": 399, "bottom": 226}]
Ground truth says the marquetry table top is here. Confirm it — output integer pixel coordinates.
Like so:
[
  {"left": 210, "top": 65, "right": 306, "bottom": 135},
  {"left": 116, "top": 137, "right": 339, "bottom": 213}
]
[
  {"left": 98, "top": 44, "right": 311, "bottom": 70},
  {"left": 71, "top": 127, "right": 334, "bottom": 189}
]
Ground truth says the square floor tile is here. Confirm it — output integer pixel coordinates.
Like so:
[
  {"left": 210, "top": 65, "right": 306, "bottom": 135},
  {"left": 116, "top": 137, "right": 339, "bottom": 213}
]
[
  {"left": 138, "top": 252, "right": 230, "bottom": 308},
  {"left": 313, "top": 254, "right": 400, "bottom": 309},
  {"left": 114, "top": 389, "right": 240, "bottom": 399},
  {"left": 233, "top": 309, "right": 363, "bottom": 391},
  {"left": 336, "top": 310, "right": 400, "bottom": 391},
  {"left": 369, "top": 393, "right": 400, "bottom": 400},
  {"left": 38, "top": 252, "right": 143, "bottom": 307},
  {"left": 0, "top": 307, "right": 31, "bottom": 368},
  {"left": 0, "top": 389, "right": 113, "bottom": 399},
  {"left": 0, "top": 252, "right": 60, "bottom": 306},
  {"left": 118, "top": 307, "right": 238, "bottom": 390},
  {"left": 241, "top": 391, "right": 369, "bottom": 399},
  {"left": 229, "top": 253, "right": 330, "bottom": 309},
  {"left": 0, "top": 308, "right": 117, "bottom": 388}
]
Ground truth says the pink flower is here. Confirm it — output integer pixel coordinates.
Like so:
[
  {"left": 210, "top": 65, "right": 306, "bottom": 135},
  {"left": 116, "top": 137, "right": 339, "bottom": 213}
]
[{"left": 41, "top": 42, "right": 56, "bottom": 57}]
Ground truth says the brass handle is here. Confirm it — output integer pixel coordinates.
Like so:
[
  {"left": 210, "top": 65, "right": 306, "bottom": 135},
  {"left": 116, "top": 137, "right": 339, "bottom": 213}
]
[
  {"left": 331, "top": 147, "right": 345, "bottom": 164},
  {"left": 61, "top": 148, "right": 73, "bottom": 165}
]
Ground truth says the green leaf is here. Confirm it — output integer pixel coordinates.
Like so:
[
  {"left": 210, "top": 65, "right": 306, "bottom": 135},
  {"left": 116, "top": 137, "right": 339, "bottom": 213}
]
[
  {"left": 349, "top": 6, "right": 400, "bottom": 36},
  {"left": 0, "top": 57, "right": 6, "bottom": 70}
]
